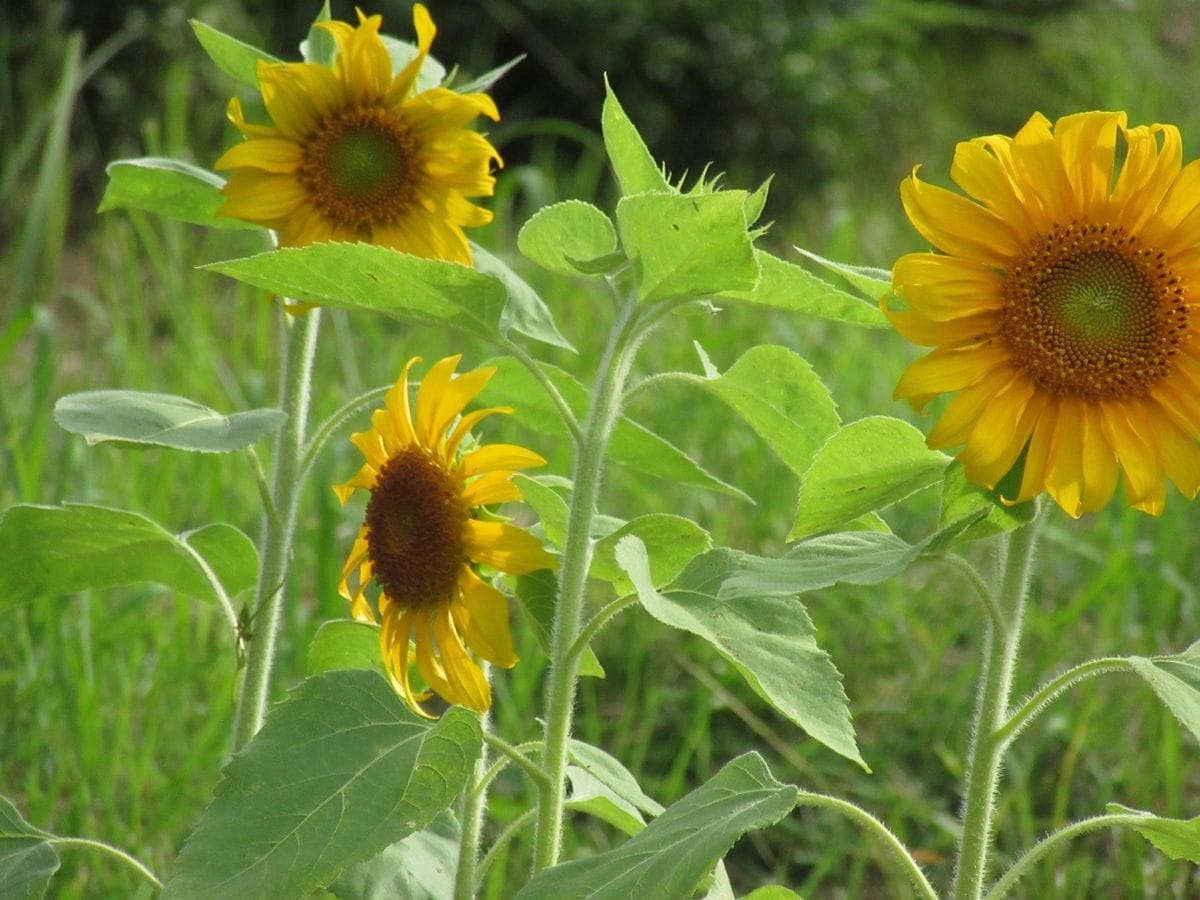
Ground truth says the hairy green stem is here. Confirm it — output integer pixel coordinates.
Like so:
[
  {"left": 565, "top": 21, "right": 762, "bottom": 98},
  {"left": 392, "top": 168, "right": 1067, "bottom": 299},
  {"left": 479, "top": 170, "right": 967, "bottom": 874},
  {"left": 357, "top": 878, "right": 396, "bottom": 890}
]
[
  {"left": 231, "top": 307, "right": 322, "bottom": 750},
  {"left": 50, "top": 837, "right": 164, "bottom": 891},
  {"left": 503, "top": 338, "right": 583, "bottom": 444},
  {"left": 455, "top": 704, "right": 491, "bottom": 900},
  {"left": 939, "top": 552, "right": 1004, "bottom": 633},
  {"left": 996, "top": 656, "right": 1133, "bottom": 748},
  {"left": 952, "top": 507, "right": 1044, "bottom": 899},
  {"left": 566, "top": 594, "right": 638, "bottom": 665},
  {"left": 532, "top": 296, "right": 644, "bottom": 871},
  {"left": 984, "top": 813, "right": 1143, "bottom": 899},
  {"left": 481, "top": 734, "right": 548, "bottom": 794},
  {"left": 794, "top": 792, "right": 937, "bottom": 900},
  {"left": 476, "top": 808, "right": 537, "bottom": 891}
]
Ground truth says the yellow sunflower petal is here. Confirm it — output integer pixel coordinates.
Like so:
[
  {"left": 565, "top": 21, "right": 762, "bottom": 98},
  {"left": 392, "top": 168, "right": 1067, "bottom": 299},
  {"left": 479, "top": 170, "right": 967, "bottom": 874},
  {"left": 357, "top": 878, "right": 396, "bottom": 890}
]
[
  {"left": 1010, "top": 399, "right": 1060, "bottom": 505},
  {"left": 383, "top": 607, "right": 435, "bottom": 719},
  {"left": 893, "top": 345, "right": 1012, "bottom": 412},
  {"left": 217, "top": 171, "right": 307, "bottom": 221},
  {"left": 461, "top": 470, "right": 523, "bottom": 507},
  {"left": 445, "top": 406, "right": 513, "bottom": 460},
  {"left": 257, "top": 61, "right": 342, "bottom": 140},
  {"left": 927, "top": 366, "right": 1019, "bottom": 449},
  {"left": 1111, "top": 123, "right": 1182, "bottom": 231},
  {"left": 956, "top": 376, "right": 1043, "bottom": 488},
  {"left": 412, "top": 610, "right": 456, "bottom": 703},
  {"left": 463, "top": 519, "right": 556, "bottom": 574},
  {"left": 213, "top": 138, "right": 302, "bottom": 174},
  {"left": 1101, "top": 402, "right": 1166, "bottom": 515},
  {"left": 900, "top": 169, "right": 1024, "bottom": 267},
  {"left": 884, "top": 304, "right": 999, "bottom": 347},
  {"left": 1052, "top": 111, "right": 1123, "bottom": 213},
  {"left": 454, "top": 568, "right": 518, "bottom": 668},
  {"left": 386, "top": 2, "right": 437, "bottom": 104},
  {"left": 950, "top": 139, "right": 1037, "bottom": 232},
  {"left": 384, "top": 358, "right": 421, "bottom": 449},
  {"left": 458, "top": 444, "right": 549, "bottom": 480},
  {"left": 333, "top": 464, "right": 377, "bottom": 504},
  {"left": 433, "top": 604, "right": 491, "bottom": 712},
  {"left": 224, "top": 96, "right": 278, "bottom": 139}
]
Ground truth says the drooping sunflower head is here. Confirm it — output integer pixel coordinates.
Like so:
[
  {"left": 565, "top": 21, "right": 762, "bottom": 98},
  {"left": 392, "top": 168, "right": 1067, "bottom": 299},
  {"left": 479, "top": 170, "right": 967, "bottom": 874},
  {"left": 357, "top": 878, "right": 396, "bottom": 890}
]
[
  {"left": 889, "top": 111, "right": 1200, "bottom": 516},
  {"left": 335, "top": 355, "right": 556, "bottom": 716},
  {"left": 214, "top": 5, "right": 501, "bottom": 264}
]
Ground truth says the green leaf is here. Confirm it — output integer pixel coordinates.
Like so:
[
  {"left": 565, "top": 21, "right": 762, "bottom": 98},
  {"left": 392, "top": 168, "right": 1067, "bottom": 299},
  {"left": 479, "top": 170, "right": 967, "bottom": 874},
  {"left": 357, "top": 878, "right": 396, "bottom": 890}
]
[
  {"left": 515, "top": 753, "right": 797, "bottom": 900},
  {"left": 98, "top": 158, "right": 259, "bottom": 230},
  {"left": 617, "top": 191, "right": 759, "bottom": 303},
  {"left": 619, "top": 538, "right": 864, "bottom": 768},
  {"left": 511, "top": 475, "right": 569, "bottom": 549},
  {"left": 591, "top": 514, "right": 712, "bottom": 595},
  {"left": 307, "top": 619, "right": 385, "bottom": 678},
  {"left": 331, "top": 811, "right": 458, "bottom": 900},
  {"left": 299, "top": 1, "right": 335, "bottom": 66},
  {"left": 54, "top": 390, "right": 285, "bottom": 453},
  {"left": 470, "top": 243, "right": 575, "bottom": 351},
  {"left": 181, "top": 523, "right": 259, "bottom": 598},
  {"left": 163, "top": 670, "right": 481, "bottom": 899},
  {"left": 568, "top": 740, "right": 663, "bottom": 818},
  {"left": 479, "top": 358, "right": 750, "bottom": 501},
  {"left": 512, "top": 570, "right": 604, "bottom": 679},
  {"left": 1129, "top": 642, "right": 1200, "bottom": 744},
  {"left": 717, "top": 251, "right": 888, "bottom": 328},
  {"left": 517, "top": 200, "right": 618, "bottom": 276},
  {"left": 1106, "top": 804, "right": 1200, "bottom": 863},
  {"left": 791, "top": 416, "right": 950, "bottom": 540},
  {"left": 938, "top": 463, "right": 1038, "bottom": 544},
  {"left": 0, "top": 797, "right": 58, "bottom": 900},
  {"left": 190, "top": 20, "right": 281, "bottom": 88},
  {"left": 741, "top": 888, "right": 803, "bottom": 900},
  {"left": 0, "top": 504, "right": 257, "bottom": 611},
  {"left": 205, "top": 243, "right": 508, "bottom": 343},
  {"left": 790, "top": 245, "right": 893, "bottom": 302},
  {"left": 566, "top": 767, "right": 648, "bottom": 836},
  {"left": 454, "top": 54, "right": 524, "bottom": 95},
  {"left": 723, "top": 532, "right": 923, "bottom": 598},
  {"left": 680, "top": 345, "right": 841, "bottom": 477},
  {"left": 601, "top": 79, "right": 670, "bottom": 196}
]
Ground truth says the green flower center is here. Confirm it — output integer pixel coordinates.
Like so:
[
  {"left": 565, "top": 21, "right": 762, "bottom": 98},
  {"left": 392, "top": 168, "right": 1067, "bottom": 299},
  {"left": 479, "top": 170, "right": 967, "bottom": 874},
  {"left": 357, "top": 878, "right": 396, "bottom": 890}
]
[
  {"left": 365, "top": 444, "right": 465, "bottom": 609},
  {"left": 1001, "top": 223, "right": 1189, "bottom": 398},
  {"left": 299, "top": 107, "right": 418, "bottom": 232}
]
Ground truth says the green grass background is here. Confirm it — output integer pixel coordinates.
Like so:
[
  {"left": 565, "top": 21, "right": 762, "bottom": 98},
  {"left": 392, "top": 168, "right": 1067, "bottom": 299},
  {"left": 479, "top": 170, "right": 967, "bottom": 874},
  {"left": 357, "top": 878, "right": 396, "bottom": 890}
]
[{"left": 3, "top": 0, "right": 1200, "bottom": 896}]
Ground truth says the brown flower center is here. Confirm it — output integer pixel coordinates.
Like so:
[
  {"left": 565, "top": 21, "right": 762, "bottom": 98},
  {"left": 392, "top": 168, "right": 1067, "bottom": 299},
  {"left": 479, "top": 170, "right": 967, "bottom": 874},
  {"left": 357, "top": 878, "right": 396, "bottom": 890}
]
[
  {"left": 298, "top": 107, "right": 418, "bottom": 231},
  {"left": 365, "top": 444, "right": 465, "bottom": 609},
  {"left": 1001, "top": 222, "right": 1189, "bottom": 399}
]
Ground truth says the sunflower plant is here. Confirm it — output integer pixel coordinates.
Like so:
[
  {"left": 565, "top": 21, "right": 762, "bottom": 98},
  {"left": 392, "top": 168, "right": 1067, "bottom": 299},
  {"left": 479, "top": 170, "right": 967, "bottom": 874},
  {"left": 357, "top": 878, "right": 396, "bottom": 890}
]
[{"left": 3, "top": 4, "right": 1200, "bottom": 899}]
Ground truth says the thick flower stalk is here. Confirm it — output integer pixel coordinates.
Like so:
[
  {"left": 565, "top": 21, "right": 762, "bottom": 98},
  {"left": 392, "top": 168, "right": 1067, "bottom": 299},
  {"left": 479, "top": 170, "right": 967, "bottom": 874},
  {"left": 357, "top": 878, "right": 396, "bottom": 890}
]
[
  {"left": 215, "top": 4, "right": 501, "bottom": 264},
  {"left": 335, "top": 355, "right": 556, "bottom": 716},
  {"left": 890, "top": 111, "right": 1200, "bottom": 516}
]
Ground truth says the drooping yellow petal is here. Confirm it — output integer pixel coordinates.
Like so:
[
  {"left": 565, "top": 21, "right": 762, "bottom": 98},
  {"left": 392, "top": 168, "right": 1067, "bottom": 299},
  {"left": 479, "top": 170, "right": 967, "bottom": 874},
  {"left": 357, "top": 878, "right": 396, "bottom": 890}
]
[
  {"left": 894, "top": 345, "right": 1012, "bottom": 412},
  {"left": 432, "top": 604, "right": 491, "bottom": 712},
  {"left": 458, "top": 444, "right": 548, "bottom": 480},
  {"left": 453, "top": 568, "right": 518, "bottom": 668},
  {"left": 461, "top": 470, "right": 523, "bottom": 507},
  {"left": 900, "top": 170, "right": 1024, "bottom": 267}
]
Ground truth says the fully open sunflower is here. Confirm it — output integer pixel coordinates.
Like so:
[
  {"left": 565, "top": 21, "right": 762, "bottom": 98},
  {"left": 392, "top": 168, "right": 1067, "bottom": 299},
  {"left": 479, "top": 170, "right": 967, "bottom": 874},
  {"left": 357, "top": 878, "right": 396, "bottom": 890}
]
[
  {"left": 335, "top": 356, "right": 555, "bottom": 716},
  {"left": 214, "top": 5, "right": 500, "bottom": 263},
  {"left": 890, "top": 111, "right": 1200, "bottom": 516}
]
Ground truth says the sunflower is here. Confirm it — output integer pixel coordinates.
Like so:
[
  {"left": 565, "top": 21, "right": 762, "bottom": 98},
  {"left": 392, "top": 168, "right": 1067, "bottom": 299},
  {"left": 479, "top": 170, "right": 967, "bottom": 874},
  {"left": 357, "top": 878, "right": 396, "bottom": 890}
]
[
  {"left": 889, "top": 111, "right": 1200, "bottom": 516},
  {"left": 214, "top": 5, "right": 500, "bottom": 264},
  {"left": 335, "top": 356, "right": 555, "bottom": 716}
]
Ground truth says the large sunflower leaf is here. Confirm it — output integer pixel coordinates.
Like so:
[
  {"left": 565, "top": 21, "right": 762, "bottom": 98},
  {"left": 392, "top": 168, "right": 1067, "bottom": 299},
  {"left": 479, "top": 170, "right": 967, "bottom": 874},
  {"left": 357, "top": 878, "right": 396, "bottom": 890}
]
[
  {"left": 204, "top": 243, "right": 508, "bottom": 343},
  {"left": 54, "top": 390, "right": 284, "bottom": 452},
  {"left": 479, "top": 358, "right": 750, "bottom": 501},
  {"left": 716, "top": 251, "right": 888, "bottom": 328},
  {"left": 0, "top": 797, "right": 58, "bottom": 900},
  {"left": 1105, "top": 804, "right": 1200, "bottom": 863},
  {"left": 791, "top": 416, "right": 951, "bottom": 540},
  {"left": 515, "top": 752, "right": 796, "bottom": 900},
  {"left": 1129, "top": 642, "right": 1200, "bottom": 743},
  {"left": 591, "top": 514, "right": 712, "bottom": 594},
  {"left": 306, "top": 619, "right": 386, "bottom": 678},
  {"left": 618, "top": 537, "right": 865, "bottom": 768},
  {"left": 617, "top": 191, "right": 759, "bottom": 304},
  {"left": 568, "top": 740, "right": 663, "bottom": 818},
  {"left": 471, "top": 243, "right": 575, "bottom": 351},
  {"left": 98, "top": 158, "right": 260, "bottom": 231},
  {"left": 163, "top": 670, "right": 481, "bottom": 899},
  {"left": 0, "top": 504, "right": 256, "bottom": 611},
  {"left": 790, "top": 246, "right": 893, "bottom": 302},
  {"left": 517, "top": 200, "right": 618, "bottom": 277},
  {"left": 190, "top": 21, "right": 281, "bottom": 89},
  {"left": 330, "top": 811, "right": 459, "bottom": 900},
  {"left": 601, "top": 79, "right": 671, "bottom": 196},
  {"left": 653, "top": 345, "right": 840, "bottom": 478}
]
